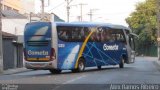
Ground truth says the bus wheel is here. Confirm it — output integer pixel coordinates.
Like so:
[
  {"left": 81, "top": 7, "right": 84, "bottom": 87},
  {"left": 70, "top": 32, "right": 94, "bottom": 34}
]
[
  {"left": 49, "top": 69, "right": 61, "bottom": 74},
  {"left": 119, "top": 58, "right": 124, "bottom": 68},
  {"left": 72, "top": 58, "right": 85, "bottom": 73},
  {"left": 97, "top": 66, "right": 101, "bottom": 69}
]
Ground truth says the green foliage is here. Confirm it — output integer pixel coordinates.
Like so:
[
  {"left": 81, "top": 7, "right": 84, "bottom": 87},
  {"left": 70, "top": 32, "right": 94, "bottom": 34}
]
[{"left": 126, "top": 0, "right": 157, "bottom": 56}]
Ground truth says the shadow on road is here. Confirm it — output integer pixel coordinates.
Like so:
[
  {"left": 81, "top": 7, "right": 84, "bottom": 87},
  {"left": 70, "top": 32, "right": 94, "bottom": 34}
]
[
  {"left": 59, "top": 65, "right": 133, "bottom": 75},
  {"left": 8, "top": 65, "right": 133, "bottom": 79}
]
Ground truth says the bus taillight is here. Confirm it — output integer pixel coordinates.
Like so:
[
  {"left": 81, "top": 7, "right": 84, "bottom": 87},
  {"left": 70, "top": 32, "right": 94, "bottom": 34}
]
[{"left": 50, "top": 48, "right": 56, "bottom": 60}]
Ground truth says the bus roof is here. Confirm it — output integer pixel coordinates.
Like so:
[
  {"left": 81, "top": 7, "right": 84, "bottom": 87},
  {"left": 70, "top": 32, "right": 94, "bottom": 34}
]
[
  {"left": 26, "top": 22, "right": 131, "bottom": 31},
  {"left": 55, "top": 22, "right": 131, "bottom": 31}
]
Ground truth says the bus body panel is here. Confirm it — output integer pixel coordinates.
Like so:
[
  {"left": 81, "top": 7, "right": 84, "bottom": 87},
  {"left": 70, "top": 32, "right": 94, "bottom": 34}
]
[
  {"left": 83, "top": 42, "right": 127, "bottom": 67},
  {"left": 57, "top": 40, "right": 82, "bottom": 70},
  {"left": 57, "top": 41, "right": 127, "bottom": 70}
]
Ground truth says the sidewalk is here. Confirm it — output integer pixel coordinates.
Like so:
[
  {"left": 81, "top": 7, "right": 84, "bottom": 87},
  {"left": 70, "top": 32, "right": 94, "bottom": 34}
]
[{"left": 2, "top": 67, "right": 32, "bottom": 75}]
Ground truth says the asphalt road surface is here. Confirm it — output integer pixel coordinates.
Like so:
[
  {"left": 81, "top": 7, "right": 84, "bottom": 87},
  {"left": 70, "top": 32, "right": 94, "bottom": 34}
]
[{"left": 0, "top": 57, "right": 160, "bottom": 90}]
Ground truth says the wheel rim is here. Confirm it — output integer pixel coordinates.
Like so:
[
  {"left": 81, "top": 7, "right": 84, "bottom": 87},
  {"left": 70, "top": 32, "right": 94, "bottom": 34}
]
[
  {"left": 78, "top": 61, "right": 84, "bottom": 71},
  {"left": 122, "top": 58, "right": 124, "bottom": 64}
]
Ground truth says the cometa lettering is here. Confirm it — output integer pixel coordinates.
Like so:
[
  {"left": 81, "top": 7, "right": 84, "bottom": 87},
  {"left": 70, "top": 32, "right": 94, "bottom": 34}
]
[
  {"left": 103, "top": 44, "right": 119, "bottom": 51},
  {"left": 28, "top": 50, "right": 49, "bottom": 55}
]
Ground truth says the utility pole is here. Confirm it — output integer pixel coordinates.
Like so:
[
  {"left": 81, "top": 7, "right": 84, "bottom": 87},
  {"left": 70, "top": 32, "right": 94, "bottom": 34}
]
[
  {"left": 156, "top": 0, "right": 160, "bottom": 60},
  {"left": 79, "top": 3, "right": 87, "bottom": 21},
  {"left": 88, "top": 9, "right": 93, "bottom": 22},
  {"left": 41, "top": 0, "right": 45, "bottom": 20},
  {"left": 77, "top": 16, "right": 80, "bottom": 21},
  {"left": 29, "top": 12, "right": 32, "bottom": 22},
  {"left": 88, "top": 9, "right": 98, "bottom": 22},
  {"left": 0, "top": 0, "right": 3, "bottom": 73},
  {"left": 46, "top": 0, "right": 50, "bottom": 6},
  {"left": 65, "top": 0, "right": 73, "bottom": 22}
]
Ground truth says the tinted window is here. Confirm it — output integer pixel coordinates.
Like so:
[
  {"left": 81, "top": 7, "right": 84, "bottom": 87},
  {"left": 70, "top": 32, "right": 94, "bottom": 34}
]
[
  {"left": 111, "top": 29, "right": 126, "bottom": 42},
  {"left": 101, "top": 28, "right": 126, "bottom": 43},
  {"left": 88, "top": 27, "right": 126, "bottom": 43},
  {"left": 57, "top": 26, "right": 90, "bottom": 42},
  {"left": 89, "top": 30, "right": 99, "bottom": 42},
  {"left": 57, "top": 26, "right": 126, "bottom": 43}
]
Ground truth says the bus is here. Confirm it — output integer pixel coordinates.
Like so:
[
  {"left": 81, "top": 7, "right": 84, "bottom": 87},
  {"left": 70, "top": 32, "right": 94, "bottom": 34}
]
[{"left": 24, "top": 22, "right": 136, "bottom": 74}]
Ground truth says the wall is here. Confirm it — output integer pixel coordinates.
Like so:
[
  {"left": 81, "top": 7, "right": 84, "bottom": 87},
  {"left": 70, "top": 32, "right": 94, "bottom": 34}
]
[
  {"left": 2, "top": 19, "right": 29, "bottom": 35},
  {"left": 3, "top": 37, "right": 24, "bottom": 70},
  {"left": 3, "top": 38, "right": 15, "bottom": 70}
]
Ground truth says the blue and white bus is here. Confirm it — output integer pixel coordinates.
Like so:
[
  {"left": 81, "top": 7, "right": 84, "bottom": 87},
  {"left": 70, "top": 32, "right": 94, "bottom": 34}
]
[{"left": 24, "top": 22, "right": 136, "bottom": 74}]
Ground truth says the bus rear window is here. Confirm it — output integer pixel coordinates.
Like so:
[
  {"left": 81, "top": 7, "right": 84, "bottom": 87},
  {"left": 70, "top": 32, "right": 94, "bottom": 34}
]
[{"left": 24, "top": 22, "right": 51, "bottom": 37}]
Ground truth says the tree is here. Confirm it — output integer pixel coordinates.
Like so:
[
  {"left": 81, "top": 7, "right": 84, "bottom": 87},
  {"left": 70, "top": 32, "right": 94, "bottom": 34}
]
[{"left": 126, "top": 0, "right": 157, "bottom": 56}]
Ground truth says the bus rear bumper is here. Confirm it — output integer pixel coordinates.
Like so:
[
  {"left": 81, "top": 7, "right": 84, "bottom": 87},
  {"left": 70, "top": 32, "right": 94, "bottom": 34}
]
[{"left": 25, "top": 61, "right": 56, "bottom": 70}]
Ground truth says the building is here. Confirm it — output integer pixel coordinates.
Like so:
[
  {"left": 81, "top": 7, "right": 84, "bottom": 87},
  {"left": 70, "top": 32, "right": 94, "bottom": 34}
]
[
  {"left": 2, "top": 10, "right": 29, "bottom": 35},
  {"left": 30, "top": 13, "right": 65, "bottom": 22},
  {"left": 2, "top": 11, "right": 64, "bottom": 35},
  {"left": 1, "top": 10, "right": 25, "bottom": 70},
  {"left": 1, "top": 0, "right": 22, "bottom": 13},
  {"left": 1, "top": 0, "right": 35, "bottom": 14},
  {"left": 2, "top": 32, "right": 23, "bottom": 70}
]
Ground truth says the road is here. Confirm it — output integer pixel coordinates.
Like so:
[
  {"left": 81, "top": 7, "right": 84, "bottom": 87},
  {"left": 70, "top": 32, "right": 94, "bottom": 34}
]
[{"left": 0, "top": 57, "right": 160, "bottom": 90}]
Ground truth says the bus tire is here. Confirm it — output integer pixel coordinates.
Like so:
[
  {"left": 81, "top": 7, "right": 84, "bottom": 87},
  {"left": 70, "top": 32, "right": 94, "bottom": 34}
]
[
  {"left": 97, "top": 66, "right": 101, "bottom": 69},
  {"left": 72, "top": 58, "right": 85, "bottom": 73},
  {"left": 119, "top": 58, "right": 124, "bottom": 68},
  {"left": 49, "top": 69, "right": 61, "bottom": 74}
]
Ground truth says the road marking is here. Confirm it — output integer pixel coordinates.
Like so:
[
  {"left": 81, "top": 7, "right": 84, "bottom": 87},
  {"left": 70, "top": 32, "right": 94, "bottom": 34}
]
[
  {"left": 62, "top": 75, "right": 86, "bottom": 84},
  {"left": 53, "top": 75, "right": 87, "bottom": 90}
]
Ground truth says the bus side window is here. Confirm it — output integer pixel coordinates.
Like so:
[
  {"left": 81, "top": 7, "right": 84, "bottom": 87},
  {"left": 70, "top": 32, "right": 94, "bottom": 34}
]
[
  {"left": 108, "top": 29, "right": 115, "bottom": 42},
  {"left": 112, "top": 29, "right": 126, "bottom": 43},
  {"left": 89, "top": 28, "right": 102, "bottom": 42},
  {"left": 67, "top": 30, "right": 72, "bottom": 41},
  {"left": 101, "top": 30, "right": 105, "bottom": 42},
  {"left": 80, "top": 27, "right": 85, "bottom": 40},
  {"left": 89, "top": 31, "right": 96, "bottom": 42},
  {"left": 72, "top": 27, "right": 81, "bottom": 41},
  {"left": 83, "top": 27, "right": 91, "bottom": 41},
  {"left": 57, "top": 26, "right": 72, "bottom": 42},
  {"left": 58, "top": 26, "right": 91, "bottom": 42},
  {"left": 100, "top": 28, "right": 112, "bottom": 42},
  {"left": 58, "top": 30, "right": 69, "bottom": 40},
  {"left": 96, "top": 31, "right": 101, "bottom": 42},
  {"left": 101, "top": 27, "right": 108, "bottom": 42}
]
